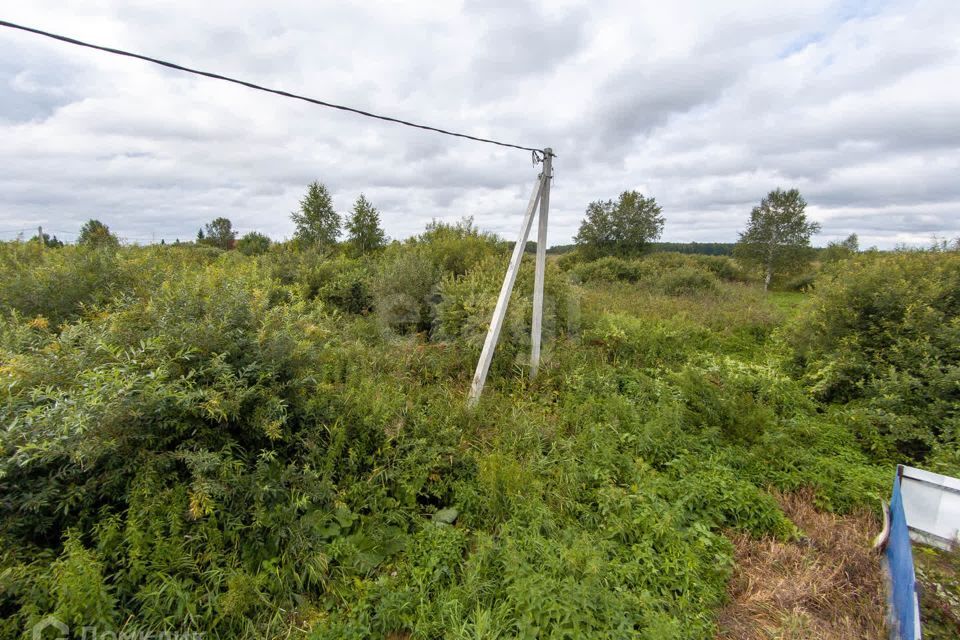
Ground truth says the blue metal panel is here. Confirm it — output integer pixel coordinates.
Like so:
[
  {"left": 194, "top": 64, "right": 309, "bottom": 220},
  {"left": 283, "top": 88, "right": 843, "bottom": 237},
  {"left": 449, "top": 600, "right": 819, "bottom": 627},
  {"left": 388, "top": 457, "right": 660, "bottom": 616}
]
[{"left": 887, "top": 472, "right": 919, "bottom": 639}]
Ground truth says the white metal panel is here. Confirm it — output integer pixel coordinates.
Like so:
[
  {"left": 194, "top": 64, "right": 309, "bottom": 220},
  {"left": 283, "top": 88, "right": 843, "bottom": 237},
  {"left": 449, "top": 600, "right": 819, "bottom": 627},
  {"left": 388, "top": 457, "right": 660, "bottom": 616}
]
[{"left": 900, "top": 465, "right": 960, "bottom": 549}]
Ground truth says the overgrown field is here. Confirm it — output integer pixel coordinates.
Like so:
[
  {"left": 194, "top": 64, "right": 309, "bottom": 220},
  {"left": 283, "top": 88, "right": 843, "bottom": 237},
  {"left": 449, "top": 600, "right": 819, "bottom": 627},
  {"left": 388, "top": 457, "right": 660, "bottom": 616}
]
[{"left": 1, "top": 228, "right": 958, "bottom": 638}]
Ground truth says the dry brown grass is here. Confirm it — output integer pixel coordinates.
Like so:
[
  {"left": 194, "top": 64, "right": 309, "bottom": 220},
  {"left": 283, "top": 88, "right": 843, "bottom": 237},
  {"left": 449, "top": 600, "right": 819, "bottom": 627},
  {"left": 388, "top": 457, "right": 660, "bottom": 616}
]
[{"left": 715, "top": 490, "right": 886, "bottom": 640}]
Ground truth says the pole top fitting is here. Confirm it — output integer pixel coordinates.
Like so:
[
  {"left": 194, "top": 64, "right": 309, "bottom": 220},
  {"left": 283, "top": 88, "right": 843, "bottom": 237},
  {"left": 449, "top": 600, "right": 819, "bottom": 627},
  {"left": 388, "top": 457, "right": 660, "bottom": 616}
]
[{"left": 532, "top": 148, "right": 556, "bottom": 167}]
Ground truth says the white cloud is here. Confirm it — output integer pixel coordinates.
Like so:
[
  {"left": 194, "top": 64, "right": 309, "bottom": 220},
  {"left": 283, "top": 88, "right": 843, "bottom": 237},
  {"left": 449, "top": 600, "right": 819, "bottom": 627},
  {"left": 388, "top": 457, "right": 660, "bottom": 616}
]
[{"left": 1, "top": 0, "right": 958, "bottom": 248}]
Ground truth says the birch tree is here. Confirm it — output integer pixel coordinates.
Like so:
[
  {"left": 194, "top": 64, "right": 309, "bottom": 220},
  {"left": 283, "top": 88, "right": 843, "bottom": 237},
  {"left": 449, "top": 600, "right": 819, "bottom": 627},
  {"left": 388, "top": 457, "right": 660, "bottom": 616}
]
[
  {"left": 345, "top": 194, "right": 386, "bottom": 254},
  {"left": 734, "top": 188, "right": 820, "bottom": 291},
  {"left": 292, "top": 181, "right": 340, "bottom": 249}
]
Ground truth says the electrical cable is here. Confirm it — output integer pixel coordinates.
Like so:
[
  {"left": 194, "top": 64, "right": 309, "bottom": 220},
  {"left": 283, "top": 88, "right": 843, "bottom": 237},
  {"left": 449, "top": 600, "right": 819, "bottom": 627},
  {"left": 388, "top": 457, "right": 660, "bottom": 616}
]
[{"left": 0, "top": 19, "right": 553, "bottom": 156}]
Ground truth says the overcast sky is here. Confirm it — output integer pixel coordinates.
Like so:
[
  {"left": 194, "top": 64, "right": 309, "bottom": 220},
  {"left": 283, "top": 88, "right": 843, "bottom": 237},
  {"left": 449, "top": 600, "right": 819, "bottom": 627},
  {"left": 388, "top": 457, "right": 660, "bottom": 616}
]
[{"left": 1, "top": 0, "right": 958, "bottom": 248}]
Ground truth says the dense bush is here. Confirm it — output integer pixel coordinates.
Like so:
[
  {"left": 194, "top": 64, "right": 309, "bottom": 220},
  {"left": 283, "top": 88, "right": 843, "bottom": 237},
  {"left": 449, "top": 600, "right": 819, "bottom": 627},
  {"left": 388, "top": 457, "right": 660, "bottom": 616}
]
[
  {"left": 0, "top": 242, "right": 124, "bottom": 324},
  {"left": 644, "top": 253, "right": 746, "bottom": 283},
  {"left": 656, "top": 266, "right": 720, "bottom": 296},
  {"left": 569, "top": 256, "right": 648, "bottom": 283},
  {"left": 570, "top": 253, "right": 746, "bottom": 288},
  {"left": 785, "top": 250, "right": 960, "bottom": 464},
  {"left": 310, "top": 255, "right": 373, "bottom": 314},
  {"left": 412, "top": 217, "right": 498, "bottom": 278},
  {"left": 369, "top": 220, "right": 502, "bottom": 335},
  {"left": 236, "top": 231, "right": 272, "bottom": 256},
  {"left": 0, "top": 243, "right": 229, "bottom": 326},
  {"left": 782, "top": 270, "right": 816, "bottom": 291},
  {"left": 434, "top": 256, "right": 575, "bottom": 376},
  {"left": 584, "top": 312, "right": 711, "bottom": 368},
  {"left": 371, "top": 244, "right": 437, "bottom": 332},
  {"left": 693, "top": 255, "right": 748, "bottom": 282},
  {"left": 0, "top": 233, "right": 896, "bottom": 639},
  {"left": 262, "top": 245, "right": 372, "bottom": 314},
  {"left": 1, "top": 259, "right": 337, "bottom": 635}
]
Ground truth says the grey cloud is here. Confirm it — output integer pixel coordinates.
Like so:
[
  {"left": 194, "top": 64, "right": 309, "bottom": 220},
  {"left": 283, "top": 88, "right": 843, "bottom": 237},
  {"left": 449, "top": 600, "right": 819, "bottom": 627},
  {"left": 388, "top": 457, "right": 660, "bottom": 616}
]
[
  {"left": 0, "top": 81, "right": 70, "bottom": 123},
  {"left": 0, "top": 43, "right": 82, "bottom": 123},
  {"left": 820, "top": 207, "right": 960, "bottom": 235},
  {"left": 1, "top": 0, "right": 959, "bottom": 248},
  {"left": 586, "top": 54, "right": 745, "bottom": 155},
  {"left": 467, "top": 1, "right": 589, "bottom": 79}
]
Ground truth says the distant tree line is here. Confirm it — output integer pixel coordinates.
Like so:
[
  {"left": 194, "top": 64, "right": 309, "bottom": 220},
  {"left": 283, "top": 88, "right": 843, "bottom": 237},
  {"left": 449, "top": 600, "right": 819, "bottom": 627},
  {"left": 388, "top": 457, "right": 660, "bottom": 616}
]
[
  {"left": 567, "top": 187, "right": 827, "bottom": 290},
  {"left": 24, "top": 181, "right": 390, "bottom": 258},
  {"left": 190, "top": 183, "right": 389, "bottom": 256},
  {"left": 548, "top": 241, "right": 735, "bottom": 256},
  {"left": 28, "top": 232, "right": 65, "bottom": 248},
  {"left": 15, "top": 182, "right": 844, "bottom": 291},
  {"left": 650, "top": 242, "right": 735, "bottom": 256}
]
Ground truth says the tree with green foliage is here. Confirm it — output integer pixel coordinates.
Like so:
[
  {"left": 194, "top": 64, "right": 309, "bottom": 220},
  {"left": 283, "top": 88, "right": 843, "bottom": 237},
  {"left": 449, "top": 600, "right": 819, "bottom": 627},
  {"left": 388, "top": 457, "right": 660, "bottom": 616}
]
[
  {"left": 31, "top": 232, "right": 64, "bottom": 248},
  {"left": 78, "top": 219, "right": 119, "bottom": 248},
  {"left": 292, "top": 181, "right": 340, "bottom": 249},
  {"left": 236, "top": 231, "right": 272, "bottom": 256},
  {"left": 203, "top": 217, "right": 236, "bottom": 250},
  {"left": 574, "top": 191, "right": 664, "bottom": 258},
  {"left": 734, "top": 188, "right": 820, "bottom": 291},
  {"left": 345, "top": 194, "right": 386, "bottom": 255},
  {"left": 821, "top": 233, "right": 859, "bottom": 262}
]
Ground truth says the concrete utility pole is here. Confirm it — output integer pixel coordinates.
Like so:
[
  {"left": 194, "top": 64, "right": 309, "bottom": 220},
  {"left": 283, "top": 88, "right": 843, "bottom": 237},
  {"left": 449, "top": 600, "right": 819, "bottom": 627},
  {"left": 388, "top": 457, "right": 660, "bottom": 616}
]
[
  {"left": 530, "top": 149, "right": 552, "bottom": 378},
  {"left": 468, "top": 149, "right": 554, "bottom": 406}
]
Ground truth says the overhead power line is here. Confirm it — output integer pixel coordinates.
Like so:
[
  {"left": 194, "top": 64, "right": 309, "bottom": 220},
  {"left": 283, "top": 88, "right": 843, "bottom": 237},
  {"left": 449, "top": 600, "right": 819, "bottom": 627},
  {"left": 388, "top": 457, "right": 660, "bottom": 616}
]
[{"left": 0, "top": 19, "right": 550, "bottom": 156}]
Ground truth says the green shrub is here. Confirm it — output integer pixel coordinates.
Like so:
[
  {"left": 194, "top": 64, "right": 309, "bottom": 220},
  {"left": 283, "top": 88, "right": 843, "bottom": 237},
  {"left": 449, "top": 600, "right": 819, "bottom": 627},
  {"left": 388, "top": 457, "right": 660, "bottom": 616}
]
[
  {"left": 0, "top": 257, "right": 409, "bottom": 637},
  {"left": 782, "top": 271, "right": 816, "bottom": 291},
  {"left": 0, "top": 242, "right": 124, "bottom": 324},
  {"left": 0, "top": 227, "right": 899, "bottom": 640},
  {"left": 412, "top": 217, "right": 498, "bottom": 278},
  {"left": 261, "top": 246, "right": 372, "bottom": 314},
  {"left": 236, "top": 231, "right": 272, "bottom": 256},
  {"left": 642, "top": 252, "right": 705, "bottom": 276},
  {"left": 585, "top": 313, "right": 711, "bottom": 367},
  {"left": 50, "top": 532, "right": 116, "bottom": 629},
  {"left": 556, "top": 248, "right": 585, "bottom": 272},
  {"left": 311, "top": 256, "right": 373, "bottom": 314},
  {"left": 372, "top": 244, "right": 437, "bottom": 333},
  {"left": 785, "top": 250, "right": 960, "bottom": 462},
  {"left": 569, "top": 253, "right": 746, "bottom": 287},
  {"left": 434, "top": 255, "right": 575, "bottom": 376},
  {"left": 433, "top": 254, "right": 519, "bottom": 348},
  {"left": 569, "top": 256, "right": 648, "bottom": 283},
  {"left": 692, "top": 255, "right": 748, "bottom": 282},
  {"left": 657, "top": 266, "right": 720, "bottom": 296}
]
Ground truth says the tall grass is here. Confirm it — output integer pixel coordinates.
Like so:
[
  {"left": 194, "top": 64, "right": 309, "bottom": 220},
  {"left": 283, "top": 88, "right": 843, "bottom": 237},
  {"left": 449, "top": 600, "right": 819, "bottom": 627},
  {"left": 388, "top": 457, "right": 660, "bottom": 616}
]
[{"left": 0, "top": 241, "right": 907, "bottom": 639}]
